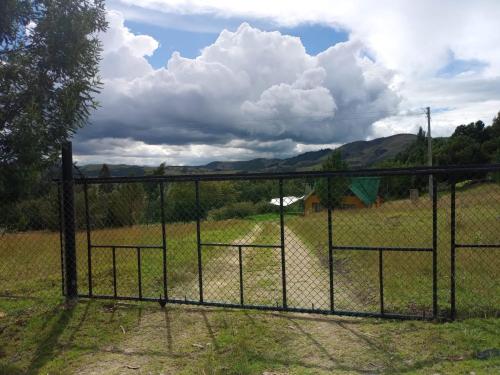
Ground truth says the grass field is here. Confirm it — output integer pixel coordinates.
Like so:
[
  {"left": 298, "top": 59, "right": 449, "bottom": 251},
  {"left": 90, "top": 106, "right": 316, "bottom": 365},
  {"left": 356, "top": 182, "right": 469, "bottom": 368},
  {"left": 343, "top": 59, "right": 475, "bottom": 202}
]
[
  {"left": 0, "top": 181, "right": 499, "bottom": 373},
  {"left": 287, "top": 182, "right": 500, "bottom": 318}
]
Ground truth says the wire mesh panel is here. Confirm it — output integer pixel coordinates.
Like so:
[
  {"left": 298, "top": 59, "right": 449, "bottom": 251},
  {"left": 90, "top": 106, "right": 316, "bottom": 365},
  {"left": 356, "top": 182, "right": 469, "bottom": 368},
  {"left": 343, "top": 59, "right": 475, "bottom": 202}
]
[
  {"left": 243, "top": 246, "right": 283, "bottom": 307},
  {"left": 329, "top": 173, "right": 436, "bottom": 317},
  {"left": 453, "top": 181, "right": 500, "bottom": 318},
  {"left": 383, "top": 251, "right": 433, "bottom": 317},
  {"left": 73, "top": 180, "right": 167, "bottom": 299},
  {"left": 284, "top": 177, "right": 330, "bottom": 310},
  {"left": 33, "top": 163, "right": 497, "bottom": 320},
  {"left": 0, "top": 181, "right": 62, "bottom": 299},
  {"left": 164, "top": 181, "right": 199, "bottom": 302}
]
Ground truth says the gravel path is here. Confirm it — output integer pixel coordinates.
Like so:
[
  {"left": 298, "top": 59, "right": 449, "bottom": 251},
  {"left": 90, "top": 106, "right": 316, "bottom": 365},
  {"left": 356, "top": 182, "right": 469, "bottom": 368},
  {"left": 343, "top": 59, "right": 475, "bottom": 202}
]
[{"left": 284, "top": 226, "right": 330, "bottom": 310}]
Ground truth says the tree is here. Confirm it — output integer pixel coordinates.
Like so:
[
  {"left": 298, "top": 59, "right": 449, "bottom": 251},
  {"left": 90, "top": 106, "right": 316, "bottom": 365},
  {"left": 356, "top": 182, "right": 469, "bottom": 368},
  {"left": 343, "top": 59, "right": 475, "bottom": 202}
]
[
  {"left": 0, "top": 0, "right": 107, "bottom": 205},
  {"left": 142, "top": 162, "right": 167, "bottom": 221},
  {"left": 98, "top": 163, "right": 113, "bottom": 193},
  {"left": 153, "top": 162, "right": 166, "bottom": 176},
  {"left": 394, "top": 127, "right": 427, "bottom": 165},
  {"left": 452, "top": 121, "right": 488, "bottom": 143},
  {"left": 315, "top": 150, "right": 349, "bottom": 208}
]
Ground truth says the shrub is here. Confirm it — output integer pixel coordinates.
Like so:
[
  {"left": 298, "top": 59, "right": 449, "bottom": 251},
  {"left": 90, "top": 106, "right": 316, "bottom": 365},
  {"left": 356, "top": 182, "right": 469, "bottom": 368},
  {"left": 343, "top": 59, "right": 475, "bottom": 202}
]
[{"left": 207, "top": 201, "right": 257, "bottom": 221}]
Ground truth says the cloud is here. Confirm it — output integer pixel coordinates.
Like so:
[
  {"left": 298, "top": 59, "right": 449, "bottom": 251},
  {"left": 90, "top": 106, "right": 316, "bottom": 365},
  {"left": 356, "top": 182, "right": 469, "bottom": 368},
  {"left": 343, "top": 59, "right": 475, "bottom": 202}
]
[
  {"left": 73, "top": 137, "right": 323, "bottom": 166},
  {"left": 74, "top": 3, "right": 500, "bottom": 165},
  {"left": 76, "top": 12, "right": 399, "bottom": 163},
  {"left": 113, "top": 0, "right": 500, "bottom": 77}
]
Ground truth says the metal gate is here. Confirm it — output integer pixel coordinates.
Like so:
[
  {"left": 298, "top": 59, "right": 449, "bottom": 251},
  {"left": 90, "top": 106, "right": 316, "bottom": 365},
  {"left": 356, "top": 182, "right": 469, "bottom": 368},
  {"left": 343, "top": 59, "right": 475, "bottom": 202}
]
[{"left": 58, "top": 143, "right": 500, "bottom": 320}]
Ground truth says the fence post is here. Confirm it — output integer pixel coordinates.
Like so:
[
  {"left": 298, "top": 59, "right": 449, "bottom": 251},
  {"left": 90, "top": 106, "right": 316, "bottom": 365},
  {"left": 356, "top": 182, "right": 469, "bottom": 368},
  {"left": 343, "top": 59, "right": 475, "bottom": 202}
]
[
  {"left": 195, "top": 180, "right": 203, "bottom": 303},
  {"left": 450, "top": 178, "right": 456, "bottom": 320},
  {"left": 159, "top": 182, "right": 168, "bottom": 301},
  {"left": 62, "top": 142, "right": 78, "bottom": 300},
  {"left": 279, "top": 178, "right": 287, "bottom": 308},
  {"left": 432, "top": 176, "right": 438, "bottom": 318},
  {"left": 327, "top": 177, "right": 334, "bottom": 312}
]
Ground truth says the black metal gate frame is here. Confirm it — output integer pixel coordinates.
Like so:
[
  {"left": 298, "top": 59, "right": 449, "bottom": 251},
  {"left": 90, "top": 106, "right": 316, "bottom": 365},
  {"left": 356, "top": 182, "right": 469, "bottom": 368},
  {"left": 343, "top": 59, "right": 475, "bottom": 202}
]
[{"left": 58, "top": 145, "right": 500, "bottom": 321}]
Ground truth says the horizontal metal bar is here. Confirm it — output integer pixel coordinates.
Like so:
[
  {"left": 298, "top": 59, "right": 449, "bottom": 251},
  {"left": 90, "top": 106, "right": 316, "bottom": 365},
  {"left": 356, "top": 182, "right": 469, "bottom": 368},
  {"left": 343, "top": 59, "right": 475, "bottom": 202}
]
[
  {"left": 332, "top": 245, "right": 433, "bottom": 252},
  {"left": 456, "top": 244, "right": 500, "bottom": 249},
  {"left": 91, "top": 244, "right": 163, "bottom": 249},
  {"left": 77, "top": 294, "right": 431, "bottom": 320},
  {"left": 64, "top": 163, "right": 500, "bottom": 184},
  {"left": 201, "top": 242, "right": 281, "bottom": 249}
]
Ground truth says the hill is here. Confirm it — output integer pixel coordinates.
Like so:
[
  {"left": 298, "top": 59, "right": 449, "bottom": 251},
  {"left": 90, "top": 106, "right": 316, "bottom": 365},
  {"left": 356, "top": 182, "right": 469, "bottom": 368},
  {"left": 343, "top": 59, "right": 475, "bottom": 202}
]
[{"left": 79, "top": 133, "right": 417, "bottom": 176}]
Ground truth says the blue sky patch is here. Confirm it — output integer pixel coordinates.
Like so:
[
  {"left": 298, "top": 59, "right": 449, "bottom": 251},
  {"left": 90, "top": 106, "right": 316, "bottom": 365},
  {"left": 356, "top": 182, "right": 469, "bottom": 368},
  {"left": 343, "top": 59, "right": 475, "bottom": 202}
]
[
  {"left": 125, "top": 18, "right": 349, "bottom": 69},
  {"left": 438, "top": 52, "right": 488, "bottom": 77}
]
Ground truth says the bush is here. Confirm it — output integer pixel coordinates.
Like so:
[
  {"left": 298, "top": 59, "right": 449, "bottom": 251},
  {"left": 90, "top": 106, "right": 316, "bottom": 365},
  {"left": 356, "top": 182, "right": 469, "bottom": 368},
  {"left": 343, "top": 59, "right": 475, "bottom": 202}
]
[
  {"left": 207, "top": 200, "right": 279, "bottom": 221},
  {"left": 8, "top": 196, "right": 59, "bottom": 231},
  {"left": 207, "top": 201, "right": 257, "bottom": 221},
  {"left": 254, "top": 200, "right": 278, "bottom": 214}
]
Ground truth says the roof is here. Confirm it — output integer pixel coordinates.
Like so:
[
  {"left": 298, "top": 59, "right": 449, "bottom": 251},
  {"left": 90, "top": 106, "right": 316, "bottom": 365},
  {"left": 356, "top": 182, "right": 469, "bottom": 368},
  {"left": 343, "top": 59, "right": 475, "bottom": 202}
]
[
  {"left": 269, "top": 196, "right": 304, "bottom": 206},
  {"left": 349, "top": 177, "right": 380, "bottom": 205}
]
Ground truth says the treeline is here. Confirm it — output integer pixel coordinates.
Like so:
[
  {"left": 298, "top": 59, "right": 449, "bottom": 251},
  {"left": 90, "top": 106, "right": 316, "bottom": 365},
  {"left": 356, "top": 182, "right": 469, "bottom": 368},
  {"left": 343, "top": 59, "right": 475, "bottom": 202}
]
[
  {"left": 375, "top": 111, "right": 500, "bottom": 198},
  {"left": 2, "top": 112, "right": 499, "bottom": 232},
  {"left": 1, "top": 162, "right": 307, "bottom": 231}
]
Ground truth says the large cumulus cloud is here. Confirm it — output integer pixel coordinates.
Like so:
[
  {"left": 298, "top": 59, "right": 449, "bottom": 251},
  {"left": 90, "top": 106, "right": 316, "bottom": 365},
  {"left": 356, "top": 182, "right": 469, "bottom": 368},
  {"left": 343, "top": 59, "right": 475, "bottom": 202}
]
[{"left": 75, "top": 11, "right": 399, "bottom": 162}]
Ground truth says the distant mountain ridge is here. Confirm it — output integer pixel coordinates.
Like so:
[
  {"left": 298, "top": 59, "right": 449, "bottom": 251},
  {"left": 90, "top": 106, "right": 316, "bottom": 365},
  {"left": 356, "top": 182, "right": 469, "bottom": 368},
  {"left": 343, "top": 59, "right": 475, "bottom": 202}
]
[{"left": 79, "top": 133, "right": 417, "bottom": 177}]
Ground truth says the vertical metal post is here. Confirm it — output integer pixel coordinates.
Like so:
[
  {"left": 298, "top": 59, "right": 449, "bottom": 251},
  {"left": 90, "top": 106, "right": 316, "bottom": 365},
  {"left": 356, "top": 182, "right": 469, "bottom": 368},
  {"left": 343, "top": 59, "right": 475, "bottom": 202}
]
[
  {"left": 432, "top": 177, "right": 438, "bottom": 318},
  {"left": 238, "top": 245, "right": 244, "bottom": 305},
  {"left": 450, "top": 179, "right": 456, "bottom": 320},
  {"left": 83, "top": 182, "right": 92, "bottom": 296},
  {"left": 57, "top": 182, "right": 65, "bottom": 296},
  {"left": 327, "top": 177, "right": 334, "bottom": 311},
  {"left": 279, "top": 178, "right": 287, "bottom": 308},
  {"left": 137, "top": 247, "right": 142, "bottom": 299},
  {"left": 61, "top": 142, "right": 78, "bottom": 299},
  {"left": 159, "top": 182, "right": 168, "bottom": 300},
  {"left": 195, "top": 180, "right": 203, "bottom": 303},
  {"left": 379, "top": 249, "right": 384, "bottom": 314},
  {"left": 112, "top": 246, "right": 117, "bottom": 298},
  {"left": 426, "top": 107, "right": 433, "bottom": 198}
]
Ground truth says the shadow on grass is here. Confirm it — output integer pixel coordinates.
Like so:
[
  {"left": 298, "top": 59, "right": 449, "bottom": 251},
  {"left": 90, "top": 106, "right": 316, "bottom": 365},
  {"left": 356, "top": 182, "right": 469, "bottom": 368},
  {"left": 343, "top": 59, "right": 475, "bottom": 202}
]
[
  {"left": 25, "top": 304, "right": 75, "bottom": 374},
  {"left": 0, "top": 362, "right": 26, "bottom": 375},
  {"left": 13, "top": 300, "right": 493, "bottom": 374}
]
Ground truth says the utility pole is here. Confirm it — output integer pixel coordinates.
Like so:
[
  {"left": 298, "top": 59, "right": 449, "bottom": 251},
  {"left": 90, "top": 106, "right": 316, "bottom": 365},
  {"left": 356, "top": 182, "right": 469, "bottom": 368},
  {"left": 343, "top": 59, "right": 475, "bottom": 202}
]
[{"left": 426, "top": 107, "right": 433, "bottom": 197}]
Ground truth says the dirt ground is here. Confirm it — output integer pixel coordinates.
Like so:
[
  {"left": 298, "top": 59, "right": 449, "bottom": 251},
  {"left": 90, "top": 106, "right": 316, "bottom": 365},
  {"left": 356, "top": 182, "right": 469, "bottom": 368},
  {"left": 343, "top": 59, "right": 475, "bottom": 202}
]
[
  {"left": 71, "top": 306, "right": 394, "bottom": 374},
  {"left": 51, "top": 224, "right": 500, "bottom": 374}
]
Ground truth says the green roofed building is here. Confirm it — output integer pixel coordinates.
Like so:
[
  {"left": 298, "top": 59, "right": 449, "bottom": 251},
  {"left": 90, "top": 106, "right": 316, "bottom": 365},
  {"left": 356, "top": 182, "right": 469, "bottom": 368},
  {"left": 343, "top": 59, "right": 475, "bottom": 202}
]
[
  {"left": 304, "top": 176, "right": 382, "bottom": 215},
  {"left": 349, "top": 177, "right": 381, "bottom": 205}
]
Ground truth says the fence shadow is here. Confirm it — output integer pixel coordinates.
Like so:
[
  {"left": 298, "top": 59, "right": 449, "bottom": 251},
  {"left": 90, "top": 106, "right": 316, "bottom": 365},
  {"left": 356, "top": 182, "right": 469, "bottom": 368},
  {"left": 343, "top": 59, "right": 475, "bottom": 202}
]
[{"left": 26, "top": 304, "right": 76, "bottom": 374}]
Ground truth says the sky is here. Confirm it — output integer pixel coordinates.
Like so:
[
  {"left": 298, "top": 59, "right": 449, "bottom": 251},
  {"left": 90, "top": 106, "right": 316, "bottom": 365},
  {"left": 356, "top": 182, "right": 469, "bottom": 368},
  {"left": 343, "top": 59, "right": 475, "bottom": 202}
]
[{"left": 73, "top": 0, "right": 500, "bottom": 166}]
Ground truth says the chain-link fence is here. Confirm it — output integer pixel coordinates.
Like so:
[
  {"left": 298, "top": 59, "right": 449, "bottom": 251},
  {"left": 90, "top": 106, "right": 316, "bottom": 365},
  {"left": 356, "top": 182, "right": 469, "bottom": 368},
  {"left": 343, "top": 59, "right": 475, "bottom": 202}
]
[
  {"left": 1, "top": 160, "right": 499, "bottom": 320},
  {"left": 0, "top": 179, "right": 63, "bottom": 301}
]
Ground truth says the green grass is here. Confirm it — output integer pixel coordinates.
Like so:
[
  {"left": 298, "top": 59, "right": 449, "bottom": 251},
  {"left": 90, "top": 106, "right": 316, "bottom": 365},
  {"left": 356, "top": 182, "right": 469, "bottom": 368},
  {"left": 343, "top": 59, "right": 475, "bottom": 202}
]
[
  {"left": 0, "top": 219, "right": 254, "bottom": 301},
  {"left": 1, "top": 300, "right": 499, "bottom": 374},
  {"left": 287, "top": 182, "right": 500, "bottom": 318},
  {"left": 247, "top": 211, "right": 302, "bottom": 222},
  {"left": 0, "top": 298, "right": 140, "bottom": 374}
]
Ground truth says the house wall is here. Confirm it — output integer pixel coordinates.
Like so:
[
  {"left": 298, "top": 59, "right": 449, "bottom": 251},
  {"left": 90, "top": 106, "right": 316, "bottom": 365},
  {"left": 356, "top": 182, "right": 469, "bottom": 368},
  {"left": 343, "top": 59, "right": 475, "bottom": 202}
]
[
  {"left": 341, "top": 195, "right": 366, "bottom": 209},
  {"left": 304, "top": 193, "right": 383, "bottom": 214},
  {"left": 304, "top": 194, "right": 322, "bottom": 215}
]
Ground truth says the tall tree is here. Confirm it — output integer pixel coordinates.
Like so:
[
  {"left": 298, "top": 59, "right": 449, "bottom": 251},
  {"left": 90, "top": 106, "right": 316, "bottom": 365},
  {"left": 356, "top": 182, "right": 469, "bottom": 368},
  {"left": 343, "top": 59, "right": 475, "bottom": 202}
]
[
  {"left": 315, "top": 150, "right": 349, "bottom": 207},
  {"left": 98, "top": 163, "right": 113, "bottom": 193},
  {"left": 0, "top": 0, "right": 107, "bottom": 204}
]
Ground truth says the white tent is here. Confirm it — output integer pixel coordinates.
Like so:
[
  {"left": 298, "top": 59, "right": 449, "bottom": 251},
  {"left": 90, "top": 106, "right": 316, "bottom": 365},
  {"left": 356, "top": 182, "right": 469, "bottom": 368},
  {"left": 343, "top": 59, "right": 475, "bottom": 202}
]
[{"left": 269, "top": 195, "right": 304, "bottom": 206}]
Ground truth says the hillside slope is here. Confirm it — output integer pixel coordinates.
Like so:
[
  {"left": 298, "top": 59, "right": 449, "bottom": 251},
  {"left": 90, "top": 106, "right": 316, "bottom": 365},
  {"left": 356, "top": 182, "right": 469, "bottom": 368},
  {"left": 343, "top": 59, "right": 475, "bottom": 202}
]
[{"left": 79, "top": 133, "right": 417, "bottom": 176}]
